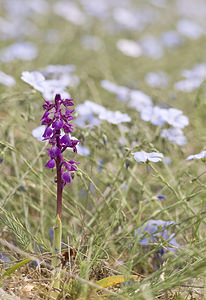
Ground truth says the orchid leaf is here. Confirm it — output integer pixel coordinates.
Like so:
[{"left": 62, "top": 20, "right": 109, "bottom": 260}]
[{"left": 3, "top": 258, "right": 32, "bottom": 277}]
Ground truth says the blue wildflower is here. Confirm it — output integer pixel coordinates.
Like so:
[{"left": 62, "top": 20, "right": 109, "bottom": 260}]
[
  {"left": 161, "top": 128, "right": 187, "bottom": 146},
  {"left": 99, "top": 110, "right": 131, "bottom": 124},
  {"left": 186, "top": 151, "right": 206, "bottom": 161},
  {"left": 49, "top": 228, "right": 54, "bottom": 243},
  {"left": 135, "top": 219, "right": 179, "bottom": 255},
  {"left": 131, "top": 151, "right": 164, "bottom": 163},
  {"left": 116, "top": 39, "right": 142, "bottom": 58},
  {"left": 0, "top": 252, "right": 11, "bottom": 263},
  {"left": 182, "top": 63, "right": 206, "bottom": 81},
  {"left": 174, "top": 78, "right": 202, "bottom": 92},
  {"left": 32, "top": 125, "right": 47, "bottom": 141},
  {"left": 75, "top": 100, "right": 131, "bottom": 126},
  {"left": 157, "top": 195, "right": 166, "bottom": 200},
  {"left": 129, "top": 90, "right": 153, "bottom": 112},
  {"left": 125, "top": 162, "right": 130, "bottom": 169},
  {"left": 141, "top": 106, "right": 166, "bottom": 126},
  {"left": 140, "top": 34, "right": 164, "bottom": 59},
  {"left": 97, "top": 159, "right": 104, "bottom": 172},
  {"left": 75, "top": 100, "right": 106, "bottom": 128},
  {"left": 76, "top": 145, "right": 90, "bottom": 156},
  {"left": 101, "top": 80, "right": 130, "bottom": 102},
  {"left": 161, "top": 30, "right": 184, "bottom": 49},
  {"left": 145, "top": 71, "right": 169, "bottom": 89},
  {"left": 141, "top": 106, "right": 189, "bottom": 129},
  {"left": 177, "top": 19, "right": 203, "bottom": 40},
  {"left": 162, "top": 108, "right": 189, "bottom": 129},
  {"left": 29, "top": 260, "right": 39, "bottom": 269},
  {"left": 20, "top": 186, "right": 26, "bottom": 192}
]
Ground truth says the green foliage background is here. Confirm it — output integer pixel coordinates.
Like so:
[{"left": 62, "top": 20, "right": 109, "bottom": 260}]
[{"left": 1, "top": 0, "right": 206, "bottom": 299}]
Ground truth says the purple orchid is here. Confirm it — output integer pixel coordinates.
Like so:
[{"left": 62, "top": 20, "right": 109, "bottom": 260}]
[{"left": 41, "top": 94, "right": 80, "bottom": 218}]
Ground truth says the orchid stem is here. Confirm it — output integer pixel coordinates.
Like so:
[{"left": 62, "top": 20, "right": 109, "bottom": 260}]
[{"left": 51, "top": 214, "right": 62, "bottom": 295}]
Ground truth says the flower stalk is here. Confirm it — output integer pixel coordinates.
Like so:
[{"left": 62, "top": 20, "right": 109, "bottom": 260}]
[
  {"left": 52, "top": 214, "right": 62, "bottom": 266},
  {"left": 41, "top": 94, "right": 80, "bottom": 290},
  {"left": 56, "top": 131, "right": 63, "bottom": 218}
]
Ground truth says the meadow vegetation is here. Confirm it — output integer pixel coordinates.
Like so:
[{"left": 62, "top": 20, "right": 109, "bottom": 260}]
[{"left": 1, "top": 0, "right": 206, "bottom": 299}]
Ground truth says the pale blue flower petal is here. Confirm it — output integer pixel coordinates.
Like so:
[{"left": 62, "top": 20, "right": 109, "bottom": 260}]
[
  {"left": 132, "top": 151, "right": 164, "bottom": 163},
  {"left": 161, "top": 128, "right": 187, "bottom": 146},
  {"left": 32, "top": 125, "right": 46, "bottom": 142},
  {"left": 186, "top": 151, "right": 206, "bottom": 160}
]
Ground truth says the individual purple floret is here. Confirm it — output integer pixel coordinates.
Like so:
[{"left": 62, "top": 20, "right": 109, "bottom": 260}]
[{"left": 41, "top": 94, "right": 80, "bottom": 218}]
